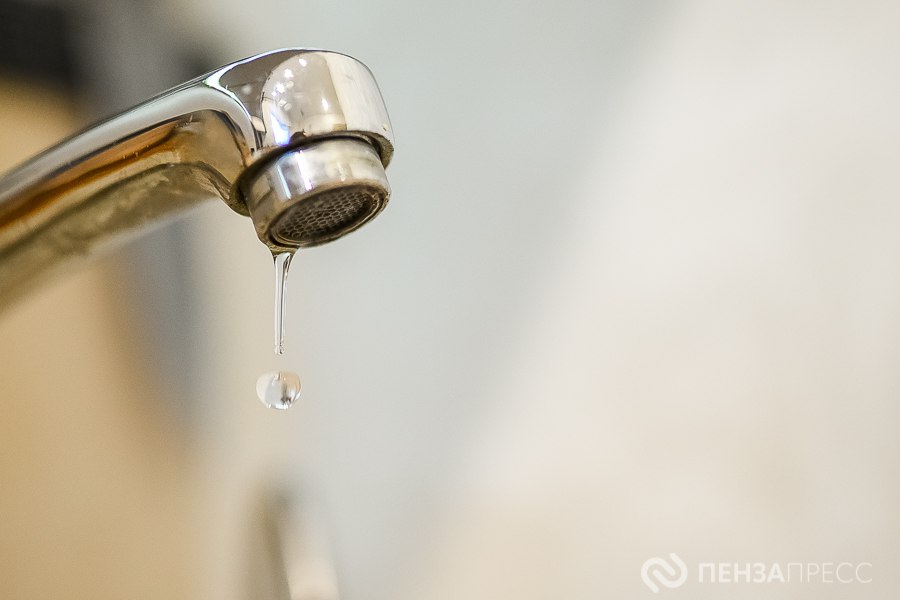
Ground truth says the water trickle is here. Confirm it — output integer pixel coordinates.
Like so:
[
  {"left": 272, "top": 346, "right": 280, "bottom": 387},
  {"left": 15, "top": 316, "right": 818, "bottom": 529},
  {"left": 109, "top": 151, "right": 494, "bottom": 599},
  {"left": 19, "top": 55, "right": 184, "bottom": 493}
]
[
  {"left": 273, "top": 251, "right": 293, "bottom": 355},
  {"left": 256, "top": 370, "right": 301, "bottom": 410},
  {"left": 259, "top": 251, "right": 301, "bottom": 410}
]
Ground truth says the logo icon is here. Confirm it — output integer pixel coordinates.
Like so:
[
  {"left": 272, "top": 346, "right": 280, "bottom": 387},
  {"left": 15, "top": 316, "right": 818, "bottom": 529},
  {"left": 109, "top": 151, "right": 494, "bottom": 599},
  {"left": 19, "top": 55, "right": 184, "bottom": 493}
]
[{"left": 641, "top": 553, "right": 688, "bottom": 593}]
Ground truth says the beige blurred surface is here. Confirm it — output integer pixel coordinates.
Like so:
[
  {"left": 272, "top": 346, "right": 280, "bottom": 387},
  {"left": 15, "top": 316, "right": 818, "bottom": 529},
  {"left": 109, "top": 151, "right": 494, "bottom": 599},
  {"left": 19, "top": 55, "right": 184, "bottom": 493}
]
[
  {"left": 405, "top": 3, "right": 900, "bottom": 598},
  {"left": 0, "top": 80, "right": 198, "bottom": 600}
]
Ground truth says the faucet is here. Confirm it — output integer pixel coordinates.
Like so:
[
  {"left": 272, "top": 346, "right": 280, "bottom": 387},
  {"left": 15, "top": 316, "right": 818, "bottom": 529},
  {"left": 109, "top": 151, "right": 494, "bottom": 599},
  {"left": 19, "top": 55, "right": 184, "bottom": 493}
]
[
  {"left": 0, "top": 48, "right": 394, "bottom": 307},
  {"left": 0, "top": 48, "right": 393, "bottom": 596}
]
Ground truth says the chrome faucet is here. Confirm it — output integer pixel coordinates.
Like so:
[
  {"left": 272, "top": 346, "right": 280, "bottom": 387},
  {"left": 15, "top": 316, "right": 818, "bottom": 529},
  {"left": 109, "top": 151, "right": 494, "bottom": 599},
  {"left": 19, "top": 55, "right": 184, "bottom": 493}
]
[{"left": 0, "top": 48, "right": 394, "bottom": 307}]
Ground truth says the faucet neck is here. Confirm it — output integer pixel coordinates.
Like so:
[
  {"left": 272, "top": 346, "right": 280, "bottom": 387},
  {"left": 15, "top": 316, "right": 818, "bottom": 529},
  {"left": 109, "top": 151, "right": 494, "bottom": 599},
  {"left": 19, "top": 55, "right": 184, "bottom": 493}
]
[{"left": 0, "top": 49, "right": 393, "bottom": 308}]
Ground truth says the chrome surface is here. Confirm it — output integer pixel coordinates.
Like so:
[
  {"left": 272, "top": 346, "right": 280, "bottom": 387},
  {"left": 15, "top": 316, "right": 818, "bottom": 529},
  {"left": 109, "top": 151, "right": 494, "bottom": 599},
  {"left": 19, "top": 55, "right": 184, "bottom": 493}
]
[
  {"left": 243, "top": 138, "right": 390, "bottom": 248},
  {"left": 252, "top": 489, "right": 341, "bottom": 600},
  {"left": 0, "top": 48, "right": 394, "bottom": 306}
]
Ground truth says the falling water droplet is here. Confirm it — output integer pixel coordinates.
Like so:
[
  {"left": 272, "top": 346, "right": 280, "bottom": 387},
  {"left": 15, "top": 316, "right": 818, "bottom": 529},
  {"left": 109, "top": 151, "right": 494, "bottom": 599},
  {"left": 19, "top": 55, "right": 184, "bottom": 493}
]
[
  {"left": 256, "top": 371, "right": 302, "bottom": 410},
  {"left": 258, "top": 252, "right": 300, "bottom": 410},
  {"left": 273, "top": 251, "right": 294, "bottom": 355}
]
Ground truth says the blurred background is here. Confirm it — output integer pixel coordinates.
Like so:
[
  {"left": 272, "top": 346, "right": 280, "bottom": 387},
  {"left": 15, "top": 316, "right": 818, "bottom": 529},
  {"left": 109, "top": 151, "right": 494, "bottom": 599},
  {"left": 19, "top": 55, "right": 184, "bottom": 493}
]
[{"left": 1, "top": 0, "right": 899, "bottom": 598}]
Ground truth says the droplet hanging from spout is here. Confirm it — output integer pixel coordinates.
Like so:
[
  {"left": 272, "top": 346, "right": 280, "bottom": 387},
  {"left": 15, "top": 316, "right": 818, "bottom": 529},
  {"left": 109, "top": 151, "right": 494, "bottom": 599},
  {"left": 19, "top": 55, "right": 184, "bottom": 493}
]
[{"left": 273, "top": 251, "right": 293, "bottom": 355}]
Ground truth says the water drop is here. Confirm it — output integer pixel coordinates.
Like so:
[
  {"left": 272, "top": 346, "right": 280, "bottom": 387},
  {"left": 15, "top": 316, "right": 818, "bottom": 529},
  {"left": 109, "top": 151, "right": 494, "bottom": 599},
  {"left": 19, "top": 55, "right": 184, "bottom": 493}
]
[
  {"left": 256, "top": 371, "right": 301, "bottom": 410},
  {"left": 273, "top": 251, "right": 294, "bottom": 355}
]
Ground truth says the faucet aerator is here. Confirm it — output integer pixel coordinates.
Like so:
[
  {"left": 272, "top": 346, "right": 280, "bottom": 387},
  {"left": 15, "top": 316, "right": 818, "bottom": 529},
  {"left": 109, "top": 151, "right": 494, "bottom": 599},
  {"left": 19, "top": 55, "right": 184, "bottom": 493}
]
[{"left": 240, "top": 138, "right": 390, "bottom": 251}]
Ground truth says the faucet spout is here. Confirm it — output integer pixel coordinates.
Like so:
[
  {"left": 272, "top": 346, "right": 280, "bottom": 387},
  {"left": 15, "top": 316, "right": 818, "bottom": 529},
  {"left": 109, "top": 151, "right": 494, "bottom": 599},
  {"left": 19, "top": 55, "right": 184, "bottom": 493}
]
[{"left": 0, "top": 48, "right": 394, "bottom": 307}]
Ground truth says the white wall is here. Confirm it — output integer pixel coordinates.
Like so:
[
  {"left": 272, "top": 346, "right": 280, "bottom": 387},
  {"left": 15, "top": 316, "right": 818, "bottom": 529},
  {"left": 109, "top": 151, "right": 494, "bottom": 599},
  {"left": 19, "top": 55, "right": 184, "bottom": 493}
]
[{"left": 154, "top": 1, "right": 900, "bottom": 598}]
